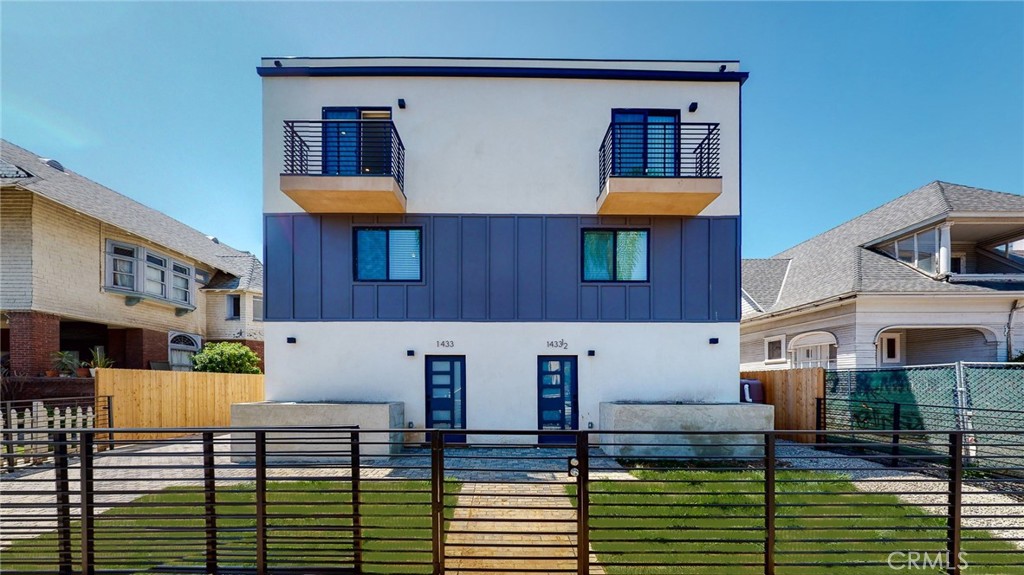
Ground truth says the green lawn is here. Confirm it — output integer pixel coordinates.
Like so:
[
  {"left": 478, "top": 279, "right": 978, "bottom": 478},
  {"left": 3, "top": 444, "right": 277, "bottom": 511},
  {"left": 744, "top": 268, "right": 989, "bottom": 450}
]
[
  {"left": 572, "top": 469, "right": 1024, "bottom": 575},
  {"left": 1, "top": 479, "right": 457, "bottom": 574}
]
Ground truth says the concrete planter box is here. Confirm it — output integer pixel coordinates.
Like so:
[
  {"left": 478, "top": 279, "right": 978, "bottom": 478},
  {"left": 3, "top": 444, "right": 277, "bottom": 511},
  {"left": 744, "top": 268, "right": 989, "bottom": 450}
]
[
  {"left": 599, "top": 402, "right": 775, "bottom": 459},
  {"left": 230, "top": 401, "right": 404, "bottom": 462}
]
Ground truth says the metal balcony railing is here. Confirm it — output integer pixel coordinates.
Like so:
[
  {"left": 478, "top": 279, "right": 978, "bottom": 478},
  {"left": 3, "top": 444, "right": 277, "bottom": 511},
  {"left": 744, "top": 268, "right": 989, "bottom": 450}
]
[
  {"left": 282, "top": 119, "right": 406, "bottom": 194},
  {"left": 599, "top": 121, "right": 721, "bottom": 196}
]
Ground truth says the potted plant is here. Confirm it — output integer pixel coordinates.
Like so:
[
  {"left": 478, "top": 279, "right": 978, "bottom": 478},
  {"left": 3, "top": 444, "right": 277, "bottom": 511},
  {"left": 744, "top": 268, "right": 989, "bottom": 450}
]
[
  {"left": 76, "top": 362, "right": 91, "bottom": 378},
  {"left": 86, "top": 347, "right": 115, "bottom": 377},
  {"left": 50, "top": 351, "right": 79, "bottom": 378}
]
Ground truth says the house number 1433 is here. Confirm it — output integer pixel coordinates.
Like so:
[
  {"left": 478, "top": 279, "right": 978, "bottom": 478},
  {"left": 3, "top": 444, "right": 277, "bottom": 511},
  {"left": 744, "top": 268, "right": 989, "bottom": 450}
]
[{"left": 436, "top": 340, "right": 455, "bottom": 348}]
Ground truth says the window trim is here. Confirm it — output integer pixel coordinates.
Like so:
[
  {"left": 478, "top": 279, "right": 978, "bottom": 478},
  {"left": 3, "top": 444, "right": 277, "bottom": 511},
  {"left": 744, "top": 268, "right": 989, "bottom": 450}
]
[
  {"left": 580, "top": 228, "right": 651, "bottom": 283},
  {"left": 226, "top": 294, "right": 241, "bottom": 320},
  {"left": 764, "top": 335, "right": 787, "bottom": 365},
  {"left": 880, "top": 333, "right": 902, "bottom": 364},
  {"left": 168, "top": 332, "right": 202, "bottom": 372},
  {"left": 353, "top": 226, "right": 423, "bottom": 283},
  {"left": 105, "top": 240, "right": 195, "bottom": 308}
]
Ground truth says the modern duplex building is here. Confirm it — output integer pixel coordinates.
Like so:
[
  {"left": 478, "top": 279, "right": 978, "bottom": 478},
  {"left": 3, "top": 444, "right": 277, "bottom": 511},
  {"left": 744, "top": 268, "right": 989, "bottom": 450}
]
[
  {"left": 741, "top": 181, "right": 1024, "bottom": 370},
  {"left": 1, "top": 140, "right": 264, "bottom": 377},
  {"left": 260, "top": 58, "right": 746, "bottom": 435}
]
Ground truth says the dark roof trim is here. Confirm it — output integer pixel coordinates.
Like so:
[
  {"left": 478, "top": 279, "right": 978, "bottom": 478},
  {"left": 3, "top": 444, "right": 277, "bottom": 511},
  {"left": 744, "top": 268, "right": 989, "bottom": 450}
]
[{"left": 257, "top": 65, "right": 749, "bottom": 84}]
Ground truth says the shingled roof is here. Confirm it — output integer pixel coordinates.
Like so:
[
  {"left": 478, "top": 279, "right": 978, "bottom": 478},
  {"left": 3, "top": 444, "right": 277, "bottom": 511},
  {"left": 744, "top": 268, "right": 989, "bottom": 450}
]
[
  {"left": 1, "top": 140, "right": 261, "bottom": 292},
  {"left": 742, "top": 181, "right": 1024, "bottom": 319}
]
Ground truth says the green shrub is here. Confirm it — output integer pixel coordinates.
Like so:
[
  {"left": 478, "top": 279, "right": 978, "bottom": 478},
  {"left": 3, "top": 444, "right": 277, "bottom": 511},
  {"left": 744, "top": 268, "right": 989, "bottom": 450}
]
[{"left": 191, "top": 342, "right": 262, "bottom": 374}]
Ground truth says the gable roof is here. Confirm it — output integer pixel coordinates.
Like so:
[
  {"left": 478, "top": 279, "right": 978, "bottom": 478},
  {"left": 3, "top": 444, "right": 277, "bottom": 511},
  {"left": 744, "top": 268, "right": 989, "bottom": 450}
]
[
  {"left": 741, "top": 258, "right": 790, "bottom": 311},
  {"left": 1, "top": 140, "right": 262, "bottom": 292},
  {"left": 743, "top": 181, "right": 1024, "bottom": 319}
]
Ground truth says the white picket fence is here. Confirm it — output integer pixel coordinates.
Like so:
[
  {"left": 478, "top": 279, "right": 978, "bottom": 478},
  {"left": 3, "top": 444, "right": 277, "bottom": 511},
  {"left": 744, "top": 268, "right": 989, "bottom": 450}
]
[{"left": 1, "top": 401, "right": 97, "bottom": 468}]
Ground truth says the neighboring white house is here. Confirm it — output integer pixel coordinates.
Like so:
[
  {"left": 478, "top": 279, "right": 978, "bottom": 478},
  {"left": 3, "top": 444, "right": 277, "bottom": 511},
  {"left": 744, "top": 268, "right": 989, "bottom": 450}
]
[
  {"left": 260, "top": 57, "right": 747, "bottom": 435},
  {"left": 741, "top": 181, "right": 1024, "bottom": 371}
]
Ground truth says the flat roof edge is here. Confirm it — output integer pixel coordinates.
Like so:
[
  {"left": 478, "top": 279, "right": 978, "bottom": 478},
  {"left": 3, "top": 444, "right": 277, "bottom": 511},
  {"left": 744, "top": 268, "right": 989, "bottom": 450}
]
[{"left": 256, "top": 65, "right": 749, "bottom": 84}]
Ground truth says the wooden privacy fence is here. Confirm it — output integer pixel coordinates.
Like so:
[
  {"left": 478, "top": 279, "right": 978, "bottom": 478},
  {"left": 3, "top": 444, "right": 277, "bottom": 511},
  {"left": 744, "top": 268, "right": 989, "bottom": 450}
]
[
  {"left": 740, "top": 367, "right": 824, "bottom": 443},
  {"left": 94, "top": 369, "right": 264, "bottom": 440}
]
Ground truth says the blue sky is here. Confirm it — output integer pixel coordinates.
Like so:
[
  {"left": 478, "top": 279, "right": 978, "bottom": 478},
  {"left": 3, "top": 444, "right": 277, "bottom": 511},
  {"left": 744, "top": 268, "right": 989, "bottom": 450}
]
[{"left": 2, "top": 2, "right": 1022, "bottom": 258}]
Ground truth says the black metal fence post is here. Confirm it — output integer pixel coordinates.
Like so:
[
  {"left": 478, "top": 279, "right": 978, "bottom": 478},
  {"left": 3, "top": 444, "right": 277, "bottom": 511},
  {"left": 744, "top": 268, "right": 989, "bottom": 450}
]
[
  {"left": 80, "top": 431, "right": 95, "bottom": 575},
  {"left": 53, "top": 431, "right": 73, "bottom": 575},
  {"left": 947, "top": 433, "right": 963, "bottom": 575},
  {"left": 576, "top": 432, "right": 590, "bottom": 575},
  {"left": 202, "top": 432, "right": 217, "bottom": 575},
  {"left": 764, "top": 433, "right": 776, "bottom": 575},
  {"left": 255, "top": 431, "right": 267, "bottom": 575},
  {"left": 351, "top": 429, "right": 362, "bottom": 574},
  {"left": 105, "top": 396, "right": 114, "bottom": 449},
  {"left": 430, "top": 432, "right": 444, "bottom": 575},
  {"left": 890, "top": 403, "right": 902, "bottom": 468}
]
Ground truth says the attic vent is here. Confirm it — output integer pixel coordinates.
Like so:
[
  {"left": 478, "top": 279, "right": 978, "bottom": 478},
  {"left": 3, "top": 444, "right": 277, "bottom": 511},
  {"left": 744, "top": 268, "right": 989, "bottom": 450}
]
[
  {"left": 39, "top": 158, "right": 65, "bottom": 172},
  {"left": 206, "top": 235, "right": 220, "bottom": 244}
]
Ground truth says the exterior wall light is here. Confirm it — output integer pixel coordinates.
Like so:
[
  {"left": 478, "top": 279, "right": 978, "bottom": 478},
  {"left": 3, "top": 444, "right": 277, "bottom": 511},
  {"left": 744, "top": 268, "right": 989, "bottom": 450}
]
[
  {"left": 709, "top": 337, "right": 719, "bottom": 345},
  {"left": 407, "top": 349, "right": 415, "bottom": 357},
  {"left": 587, "top": 350, "right": 596, "bottom": 356},
  {"left": 398, "top": 98, "right": 407, "bottom": 109},
  {"left": 286, "top": 337, "right": 297, "bottom": 344},
  {"left": 688, "top": 102, "right": 698, "bottom": 113}
]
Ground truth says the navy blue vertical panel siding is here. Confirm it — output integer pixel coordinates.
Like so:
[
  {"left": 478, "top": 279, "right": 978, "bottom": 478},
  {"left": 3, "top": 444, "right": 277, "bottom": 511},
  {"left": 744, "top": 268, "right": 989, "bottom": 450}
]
[
  {"left": 321, "top": 216, "right": 352, "bottom": 319},
  {"left": 292, "top": 215, "right": 322, "bottom": 319},
  {"left": 580, "top": 286, "right": 599, "bottom": 320},
  {"left": 710, "top": 218, "right": 739, "bottom": 322},
  {"left": 263, "top": 214, "right": 738, "bottom": 322},
  {"left": 628, "top": 286, "right": 651, "bottom": 320},
  {"left": 264, "top": 215, "right": 294, "bottom": 320},
  {"left": 544, "top": 218, "right": 579, "bottom": 320},
  {"left": 352, "top": 285, "right": 376, "bottom": 319},
  {"left": 600, "top": 286, "right": 627, "bottom": 320},
  {"left": 460, "top": 217, "right": 488, "bottom": 319},
  {"left": 651, "top": 218, "right": 682, "bottom": 320},
  {"left": 516, "top": 217, "right": 544, "bottom": 320},
  {"left": 377, "top": 285, "right": 406, "bottom": 319},
  {"left": 683, "top": 218, "right": 711, "bottom": 321},
  {"left": 407, "top": 285, "right": 431, "bottom": 319},
  {"left": 432, "top": 217, "right": 460, "bottom": 319},
  {"left": 488, "top": 217, "right": 516, "bottom": 320}
]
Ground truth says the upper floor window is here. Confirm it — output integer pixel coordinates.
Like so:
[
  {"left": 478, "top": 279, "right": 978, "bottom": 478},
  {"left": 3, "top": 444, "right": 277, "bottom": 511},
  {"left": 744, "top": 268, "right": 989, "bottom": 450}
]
[
  {"left": 582, "top": 229, "right": 649, "bottom": 282},
  {"left": 105, "top": 240, "right": 193, "bottom": 306},
  {"left": 611, "top": 109, "right": 680, "bottom": 177},
  {"left": 253, "top": 297, "right": 264, "bottom": 322},
  {"left": 764, "top": 335, "right": 786, "bottom": 364},
  {"left": 354, "top": 227, "right": 422, "bottom": 282},
  {"left": 226, "top": 294, "right": 241, "bottom": 320},
  {"left": 877, "top": 228, "right": 939, "bottom": 274}
]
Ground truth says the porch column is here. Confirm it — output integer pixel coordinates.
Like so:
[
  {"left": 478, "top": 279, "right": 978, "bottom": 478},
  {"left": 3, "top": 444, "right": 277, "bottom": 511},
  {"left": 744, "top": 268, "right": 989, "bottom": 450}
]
[
  {"left": 7, "top": 311, "right": 61, "bottom": 376},
  {"left": 938, "top": 223, "right": 953, "bottom": 275}
]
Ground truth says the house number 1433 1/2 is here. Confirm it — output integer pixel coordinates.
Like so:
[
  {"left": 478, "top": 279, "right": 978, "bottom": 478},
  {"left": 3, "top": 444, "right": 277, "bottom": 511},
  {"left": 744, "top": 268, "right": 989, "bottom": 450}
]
[{"left": 436, "top": 340, "right": 455, "bottom": 348}]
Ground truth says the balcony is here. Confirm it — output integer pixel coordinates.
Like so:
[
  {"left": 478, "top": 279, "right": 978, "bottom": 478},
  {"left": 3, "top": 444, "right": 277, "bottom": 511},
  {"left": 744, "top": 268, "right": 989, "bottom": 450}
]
[
  {"left": 280, "top": 120, "right": 406, "bottom": 213},
  {"left": 597, "top": 122, "right": 722, "bottom": 215}
]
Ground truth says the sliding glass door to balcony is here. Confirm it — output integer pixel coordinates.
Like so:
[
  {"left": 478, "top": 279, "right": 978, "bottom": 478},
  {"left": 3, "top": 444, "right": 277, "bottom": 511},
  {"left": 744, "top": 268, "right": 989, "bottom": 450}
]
[
  {"left": 612, "top": 110, "right": 679, "bottom": 177},
  {"left": 321, "top": 108, "right": 392, "bottom": 176}
]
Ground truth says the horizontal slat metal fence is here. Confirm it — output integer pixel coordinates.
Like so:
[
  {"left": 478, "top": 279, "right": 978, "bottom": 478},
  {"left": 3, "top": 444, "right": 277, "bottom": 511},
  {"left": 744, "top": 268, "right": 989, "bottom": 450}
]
[
  {"left": 598, "top": 122, "right": 721, "bottom": 196},
  {"left": 2, "top": 428, "right": 1022, "bottom": 575},
  {"left": 282, "top": 120, "right": 406, "bottom": 193}
]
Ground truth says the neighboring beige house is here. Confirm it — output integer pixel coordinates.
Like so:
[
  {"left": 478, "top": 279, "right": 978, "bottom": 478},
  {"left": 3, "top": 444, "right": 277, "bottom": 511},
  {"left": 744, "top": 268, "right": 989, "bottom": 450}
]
[
  {"left": 0, "top": 140, "right": 263, "bottom": 376},
  {"left": 741, "top": 181, "right": 1024, "bottom": 370}
]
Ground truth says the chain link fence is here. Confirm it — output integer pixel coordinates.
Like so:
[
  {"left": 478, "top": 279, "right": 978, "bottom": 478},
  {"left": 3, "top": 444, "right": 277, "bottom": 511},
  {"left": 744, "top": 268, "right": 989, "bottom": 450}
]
[{"left": 824, "top": 362, "right": 1024, "bottom": 472}]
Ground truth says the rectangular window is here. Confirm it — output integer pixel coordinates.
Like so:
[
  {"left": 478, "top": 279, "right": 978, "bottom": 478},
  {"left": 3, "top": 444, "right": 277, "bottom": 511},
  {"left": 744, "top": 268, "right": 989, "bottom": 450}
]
[
  {"left": 253, "top": 297, "right": 264, "bottom": 322},
  {"left": 915, "top": 229, "right": 937, "bottom": 274},
  {"left": 582, "top": 229, "right": 649, "bottom": 282},
  {"left": 354, "top": 228, "right": 422, "bottom": 281},
  {"left": 764, "top": 335, "right": 786, "bottom": 363},
  {"left": 170, "top": 263, "right": 191, "bottom": 303},
  {"left": 880, "top": 333, "right": 901, "bottom": 364},
  {"left": 106, "top": 240, "right": 193, "bottom": 306},
  {"left": 227, "top": 294, "right": 241, "bottom": 320},
  {"left": 145, "top": 263, "right": 166, "bottom": 297}
]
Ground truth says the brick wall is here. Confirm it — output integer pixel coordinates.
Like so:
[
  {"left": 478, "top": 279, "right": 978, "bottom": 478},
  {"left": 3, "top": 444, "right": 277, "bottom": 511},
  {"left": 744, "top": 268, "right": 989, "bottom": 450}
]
[
  {"left": 124, "top": 328, "right": 168, "bottom": 369},
  {"left": 7, "top": 311, "right": 60, "bottom": 376}
]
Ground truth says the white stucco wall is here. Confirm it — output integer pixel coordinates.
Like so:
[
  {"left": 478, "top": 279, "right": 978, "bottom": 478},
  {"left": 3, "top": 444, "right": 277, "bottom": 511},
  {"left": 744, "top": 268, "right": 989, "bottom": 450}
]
[
  {"left": 265, "top": 321, "right": 739, "bottom": 434},
  {"left": 262, "top": 65, "right": 741, "bottom": 217}
]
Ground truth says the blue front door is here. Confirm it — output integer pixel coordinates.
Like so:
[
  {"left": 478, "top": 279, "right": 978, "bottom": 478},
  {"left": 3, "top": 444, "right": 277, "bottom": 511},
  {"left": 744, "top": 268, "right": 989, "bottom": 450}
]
[
  {"left": 426, "top": 356, "right": 466, "bottom": 443},
  {"left": 537, "top": 356, "right": 578, "bottom": 444}
]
